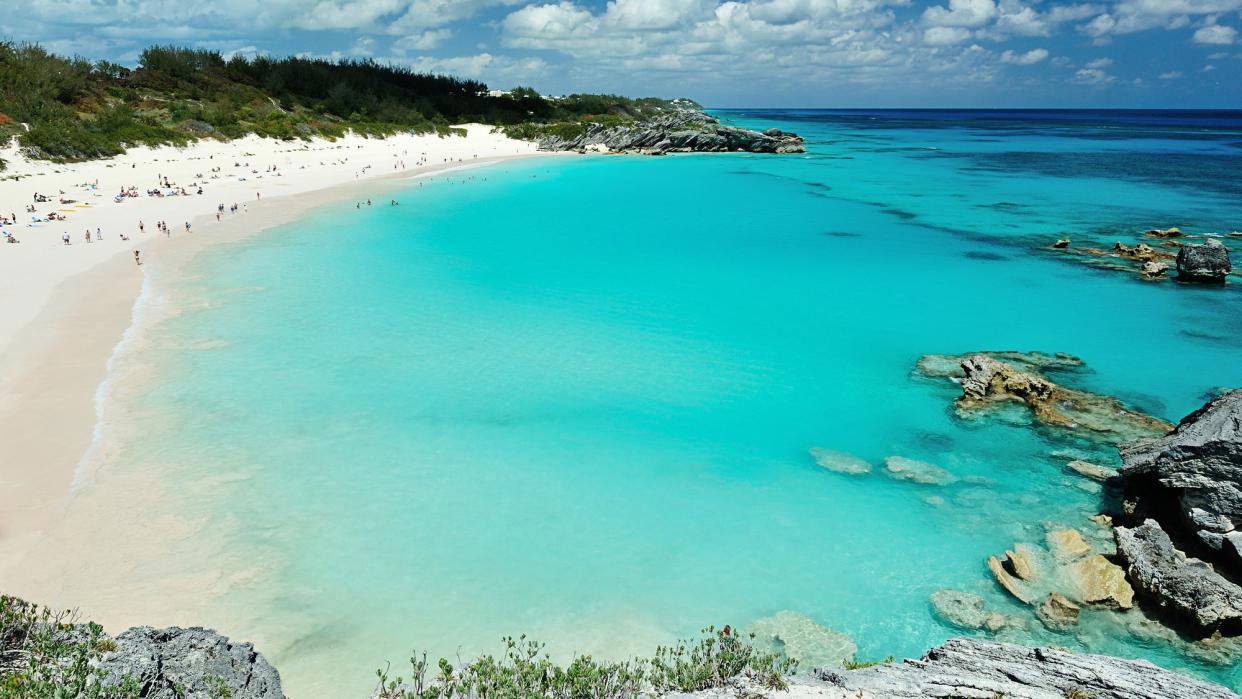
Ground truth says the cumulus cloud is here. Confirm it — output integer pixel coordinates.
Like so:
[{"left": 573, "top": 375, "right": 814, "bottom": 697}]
[
  {"left": 999, "top": 47, "right": 1048, "bottom": 64},
  {"left": 1074, "top": 66, "right": 1114, "bottom": 85},
  {"left": 924, "top": 26, "right": 974, "bottom": 44},
  {"left": 1159, "top": 70, "right": 1183, "bottom": 79},
  {"left": 923, "top": 0, "right": 997, "bottom": 28},
  {"left": 1194, "top": 23, "right": 1238, "bottom": 44},
  {"left": 1080, "top": 0, "right": 1242, "bottom": 41}
]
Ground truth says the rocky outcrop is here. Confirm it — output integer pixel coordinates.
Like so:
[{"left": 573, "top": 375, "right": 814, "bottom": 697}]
[
  {"left": 1118, "top": 389, "right": 1242, "bottom": 558},
  {"left": 815, "top": 637, "right": 1241, "bottom": 699},
  {"left": 1114, "top": 520, "right": 1242, "bottom": 635},
  {"left": 917, "top": 351, "right": 1173, "bottom": 445},
  {"left": 536, "top": 110, "right": 805, "bottom": 155},
  {"left": 1177, "top": 239, "right": 1233, "bottom": 283},
  {"left": 100, "top": 626, "right": 283, "bottom": 699},
  {"left": 929, "top": 590, "right": 1011, "bottom": 632}
]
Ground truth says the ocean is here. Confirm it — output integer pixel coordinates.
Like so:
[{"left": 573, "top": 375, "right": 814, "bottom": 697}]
[{"left": 89, "top": 110, "right": 1242, "bottom": 696}]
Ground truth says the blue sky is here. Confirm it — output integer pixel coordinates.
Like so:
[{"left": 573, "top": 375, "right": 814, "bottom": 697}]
[{"left": 6, "top": 0, "right": 1241, "bottom": 107}]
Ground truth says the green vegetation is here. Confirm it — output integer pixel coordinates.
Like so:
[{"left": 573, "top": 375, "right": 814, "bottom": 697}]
[
  {"left": 0, "top": 595, "right": 139, "bottom": 699},
  {"left": 0, "top": 42, "right": 698, "bottom": 168},
  {"left": 842, "top": 655, "right": 894, "bottom": 670},
  {"left": 375, "top": 627, "right": 796, "bottom": 699}
]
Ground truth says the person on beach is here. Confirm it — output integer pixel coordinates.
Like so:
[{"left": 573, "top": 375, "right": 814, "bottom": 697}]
[
  {"left": 134, "top": 250, "right": 141, "bottom": 265},
  {"left": 85, "top": 231, "right": 91, "bottom": 244},
  {"left": 95, "top": 228, "right": 101, "bottom": 241},
  {"left": 62, "top": 234, "right": 70, "bottom": 245}
]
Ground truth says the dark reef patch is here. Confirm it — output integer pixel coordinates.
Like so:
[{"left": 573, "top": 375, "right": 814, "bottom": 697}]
[
  {"left": 964, "top": 251, "right": 1009, "bottom": 261},
  {"left": 823, "top": 231, "right": 860, "bottom": 238}
]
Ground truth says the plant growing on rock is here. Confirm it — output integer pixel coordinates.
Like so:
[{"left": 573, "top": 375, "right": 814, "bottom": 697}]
[{"left": 0, "top": 595, "right": 140, "bottom": 698}]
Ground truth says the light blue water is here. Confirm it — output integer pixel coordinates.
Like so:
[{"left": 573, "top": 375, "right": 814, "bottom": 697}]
[{"left": 101, "top": 111, "right": 1242, "bottom": 696}]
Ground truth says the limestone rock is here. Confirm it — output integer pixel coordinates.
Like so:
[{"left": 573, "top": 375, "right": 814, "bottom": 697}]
[
  {"left": 809, "top": 447, "right": 872, "bottom": 475},
  {"left": 917, "top": 352, "right": 1172, "bottom": 445},
  {"left": 1146, "top": 227, "right": 1184, "bottom": 238},
  {"left": 1141, "top": 260, "right": 1170, "bottom": 278},
  {"left": 1066, "top": 554, "right": 1135, "bottom": 609},
  {"left": 1006, "top": 546, "right": 1037, "bottom": 581},
  {"left": 817, "top": 637, "right": 1242, "bottom": 699},
  {"left": 1068, "top": 459, "right": 1118, "bottom": 481},
  {"left": 988, "top": 555, "right": 1035, "bottom": 604},
  {"left": 1118, "top": 389, "right": 1242, "bottom": 559},
  {"left": 536, "top": 109, "right": 805, "bottom": 155},
  {"left": 1176, "top": 239, "right": 1233, "bottom": 283},
  {"left": 883, "top": 456, "right": 957, "bottom": 485},
  {"left": 1046, "top": 528, "right": 1092, "bottom": 562},
  {"left": 1114, "top": 519, "right": 1242, "bottom": 635},
  {"left": 749, "top": 611, "right": 856, "bottom": 669},
  {"left": 100, "top": 626, "right": 283, "bottom": 699},
  {"left": 1036, "top": 592, "right": 1081, "bottom": 631},
  {"left": 1052, "top": 238, "right": 1070, "bottom": 248},
  {"left": 929, "top": 590, "right": 999, "bottom": 631}
]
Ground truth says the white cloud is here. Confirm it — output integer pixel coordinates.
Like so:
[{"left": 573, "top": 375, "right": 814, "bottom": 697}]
[
  {"left": 393, "top": 29, "right": 455, "bottom": 51},
  {"left": 999, "top": 47, "right": 1048, "bottom": 64},
  {"left": 1158, "top": 70, "right": 1183, "bottom": 79},
  {"left": 923, "top": 0, "right": 997, "bottom": 28},
  {"left": 1085, "top": 56, "right": 1113, "bottom": 68},
  {"left": 924, "top": 26, "right": 974, "bottom": 44},
  {"left": 1080, "top": 0, "right": 1242, "bottom": 41},
  {"left": 1194, "top": 24, "right": 1237, "bottom": 44},
  {"left": 1074, "top": 67, "right": 1115, "bottom": 85}
]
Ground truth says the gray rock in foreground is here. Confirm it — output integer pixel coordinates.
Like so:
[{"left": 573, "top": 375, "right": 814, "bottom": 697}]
[
  {"left": 1119, "top": 389, "right": 1242, "bottom": 558},
  {"left": 536, "top": 110, "right": 805, "bottom": 155},
  {"left": 1176, "top": 239, "right": 1233, "bottom": 283},
  {"left": 100, "top": 626, "right": 283, "bottom": 699},
  {"left": 814, "top": 637, "right": 1239, "bottom": 699},
  {"left": 1114, "top": 519, "right": 1242, "bottom": 635}
]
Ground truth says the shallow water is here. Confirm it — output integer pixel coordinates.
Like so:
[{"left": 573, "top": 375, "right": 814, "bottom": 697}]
[{"left": 95, "top": 111, "right": 1242, "bottom": 696}]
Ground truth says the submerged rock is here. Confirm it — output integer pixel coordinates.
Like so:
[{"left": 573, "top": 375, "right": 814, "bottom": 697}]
[
  {"left": 1119, "top": 388, "right": 1242, "bottom": 558},
  {"left": 1046, "top": 528, "right": 1092, "bottom": 562},
  {"left": 917, "top": 351, "right": 1173, "bottom": 445},
  {"left": 100, "top": 626, "right": 283, "bottom": 699},
  {"left": 749, "top": 611, "right": 857, "bottom": 669},
  {"left": 883, "top": 456, "right": 957, "bottom": 485},
  {"left": 1036, "top": 592, "right": 1081, "bottom": 631},
  {"left": 817, "top": 637, "right": 1242, "bottom": 699},
  {"left": 928, "top": 590, "right": 1008, "bottom": 632},
  {"left": 1067, "top": 459, "right": 1118, "bottom": 481},
  {"left": 809, "top": 447, "right": 872, "bottom": 475},
  {"left": 1114, "top": 519, "right": 1242, "bottom": 635},
  {"left": 1176, "top": 239, "right": 1233, "bottom": 283}
]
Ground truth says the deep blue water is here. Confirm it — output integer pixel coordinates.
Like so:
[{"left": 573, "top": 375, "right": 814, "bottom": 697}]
[{"left": 86, "top": 109, "right": 1242, "bottom": 696}]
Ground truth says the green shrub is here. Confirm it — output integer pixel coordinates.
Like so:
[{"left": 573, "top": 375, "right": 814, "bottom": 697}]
[
  {"left": 0, "top": 595, "right": 140, "bottom": 698},
  {"left": 375, "top": 626, "right": 796, "bottom": 699}
]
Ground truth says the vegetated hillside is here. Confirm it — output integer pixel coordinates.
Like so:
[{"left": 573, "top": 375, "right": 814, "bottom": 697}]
[{"left": 0, "top": 42, "right": 701, "bottom": 167}]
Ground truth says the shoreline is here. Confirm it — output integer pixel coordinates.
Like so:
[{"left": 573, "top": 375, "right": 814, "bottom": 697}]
[{"left": 0, "top": 127, "right": 554, "bottom": 618}]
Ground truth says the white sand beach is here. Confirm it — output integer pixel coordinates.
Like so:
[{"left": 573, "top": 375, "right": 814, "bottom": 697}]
[{"left": 0, "top": 126, "right": 544, "bottom": 614}]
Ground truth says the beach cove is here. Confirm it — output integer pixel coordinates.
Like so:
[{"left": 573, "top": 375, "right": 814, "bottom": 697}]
[{"left": 4, "top": 110, "right": 1242, "bottom": 697}]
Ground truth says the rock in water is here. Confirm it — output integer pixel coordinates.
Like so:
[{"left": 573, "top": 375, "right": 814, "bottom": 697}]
[
  {"left": 1046, "top": 528, "right": 1092, "bottom": 561},
  {"left": 1118, "top": 389, "right": 1242, "bottom": 557},
  {"left": 1177, "top": 239, "right": 1233, "bottom": 283},
  {"left": 1036, "top": 592, "right": 1081, "bottom": 631},
  {"left": 883, "top": 456, "right": 957, "bottom": 485},
  {"left": 1065, "top": 554, "right": 1135, "bottom": 609},
  {"left": 817, "top": 637, "right": 1242, "bottom": 699},
  {"left": 1114, "top": 520, "right": 1242, "bottom": 635},
  {"left": 929, "top": 590, "right": 991, "bottom": 630},
  {"left": 809, "top": 447, "right": 872, "bottom": 475},
  {"left": 100, "top": 626, "right": 283, "bottom": 699},
  {"left": 749, "top": 610, "right": 857, "bottom": 669},
  {"left": 1067, "top": 459, "right": 1118, "bottom": 481},
  {"left": 917, "top": 351, "right": 1173, "bottom": 445}
]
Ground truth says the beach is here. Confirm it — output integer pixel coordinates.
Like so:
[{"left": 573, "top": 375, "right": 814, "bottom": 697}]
[{"left": 0, "top": 125, "right": 544, "bottom": 616}]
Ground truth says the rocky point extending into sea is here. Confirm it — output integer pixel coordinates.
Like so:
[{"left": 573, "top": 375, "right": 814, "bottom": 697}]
[{"left": 534, "top": 109, "right": 805, "bottom": 155}]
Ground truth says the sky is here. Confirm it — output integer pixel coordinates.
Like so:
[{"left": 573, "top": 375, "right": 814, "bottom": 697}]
[{"left": 5, "top": 0, "right": 1242, "bottom": 107}]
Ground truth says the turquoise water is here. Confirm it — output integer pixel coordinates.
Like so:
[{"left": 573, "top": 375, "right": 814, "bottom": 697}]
[{"left": 102, "top": 111, "right": 1242, "bottom": 696}]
